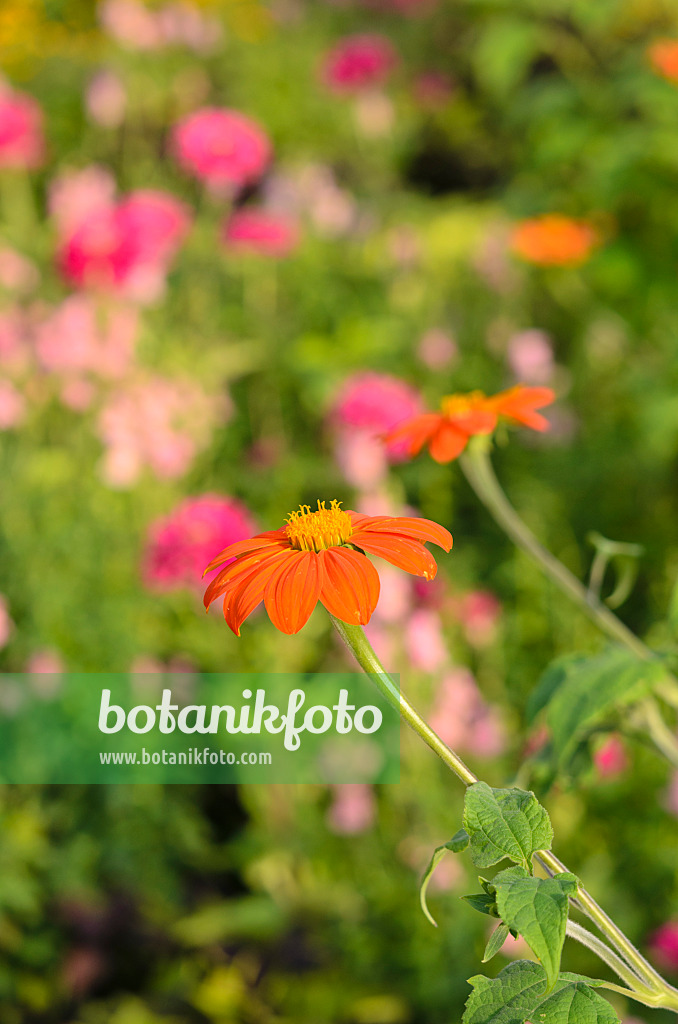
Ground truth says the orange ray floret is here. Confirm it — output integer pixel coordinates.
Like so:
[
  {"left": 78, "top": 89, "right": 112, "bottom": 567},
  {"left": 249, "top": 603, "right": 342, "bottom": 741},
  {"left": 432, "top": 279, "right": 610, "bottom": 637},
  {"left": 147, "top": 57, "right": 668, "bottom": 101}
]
[
  {"left": 383, "top": 385, "right": 556, "bottom": 464},
  {"left": 510, "top": 214, "right": 598, "bottom": 267},
  {"left": 203, "top": 500, "right": 452, "bottom": 636},
  {"left": 648, "top": 39, "right": 678, "bottom": 83}
]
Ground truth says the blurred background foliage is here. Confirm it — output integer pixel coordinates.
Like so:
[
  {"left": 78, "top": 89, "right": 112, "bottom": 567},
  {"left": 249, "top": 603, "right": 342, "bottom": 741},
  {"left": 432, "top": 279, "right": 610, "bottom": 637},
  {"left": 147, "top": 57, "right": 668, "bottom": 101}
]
[{"left": 2, "top": 0, "right": 678, "bottom": 1020}]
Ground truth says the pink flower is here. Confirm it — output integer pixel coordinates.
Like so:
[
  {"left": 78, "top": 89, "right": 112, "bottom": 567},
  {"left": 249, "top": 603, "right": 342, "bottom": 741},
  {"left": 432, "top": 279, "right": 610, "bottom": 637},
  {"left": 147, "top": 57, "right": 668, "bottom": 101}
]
[
  {"left": 26, "top": 650, "right": 64, "bottom": 674},
  {"left": 49, "top": 166, "right": 117, "bottom": 237},
  {"left": 156, "top": 2, "right": 221, "bottom": 53},
  {"left": 0, "top": 246, "right": 39, "bottom": 293},
  {"left": 143, "top": 494, "right": 256, "bottom": 591},
  {"left": 326, "top": 784, "right": 376, "bottom": 834},
  {"left": 0, "top": 595, "right": 13, "bottom": 648},
  {"left": 507, "top": 329, "right": 555, "bottom": 385},
  {"left": 331, "top": 372, "right": 422, "bottom": 460},
  {"left": 172, "top": 108, "right": 271, "bottom": 191},
  {"left": 405, "top": 608, "right": 448, "bottom": 672},
  {"left": 35, "top": 295, "right": 138, "bottom": 385},
  {"left": 0, "top": 380, "right": 25, "bottom": 428},
  {"left": 322, "top": 34, "right": 398, "bottom": 94},
  {"left": 0, "top": 306, "right": 31, "bottom": 374},
  {"left": 360, "top": 0, "right": 437, "bottom": 12},
  {"left": 453, "top": 590, "right": 502, "bottom": 648},
  {"left": 593, "top": 735, "right": 629, "bottom": 780},
  {"left": 97, "top": 375, "right": 223, "bottom": 487},
  {"left": 57, "top": 188, "right": 190, "bottom": 303},
  {"left": 429, "top": 667, "right": 505, "bottom": 757},
  {"left": 221, "top": 208, "right": 300, "bottom": 258},
  {"left": 417, "top": 328, "right": 457, "bottom": 370},
  {"left": 99, "top": 0, "right": 164, "bottom": 50},
  {"left": 85, "top": 71, "right": 127, "bottom": 128},
  {"left": 334, "top": 430, "right": 388, "bottom": 489},
  {"left": 0, "top": 86, "right": 45, "bottom": 170},
  {"left": 413, "top": 71, "right": 453, "bottom": 108},
  {"left": 649, "top": 922, "right": 678, "bottom": 972}
]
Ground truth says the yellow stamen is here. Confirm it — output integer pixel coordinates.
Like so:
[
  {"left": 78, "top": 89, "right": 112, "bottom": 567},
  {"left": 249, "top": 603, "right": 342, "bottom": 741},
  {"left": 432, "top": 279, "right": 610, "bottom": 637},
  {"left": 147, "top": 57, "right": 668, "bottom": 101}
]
[
  {"left": 285, "top": 500, "right": 353, "bottom": 553},
  {"left": 440, "top": 390, "right": 488, "bottom": 418}
]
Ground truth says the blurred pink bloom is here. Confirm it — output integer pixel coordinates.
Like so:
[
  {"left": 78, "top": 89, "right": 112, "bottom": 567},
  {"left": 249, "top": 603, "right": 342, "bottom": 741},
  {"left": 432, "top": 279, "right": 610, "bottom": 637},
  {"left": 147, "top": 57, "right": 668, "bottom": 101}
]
[
  {"left": 507, "top": 329, "right": 555, "bottom": 385},
  {"left": 413, "top": 71, "right": 453, "bottom": 108},
  {"left": 0, "top": 85, "right": 45, "bottom": 170},
  {"left": 222, "top": 208, "right": 300, "bottom": 258},
  {"left": 0, "top": 307, "right": 31, "bottom": 374},
  {"left": 322, "top": 34, "right": 398, "bottom": 94},
  {"left": 99, "top": 0, "right": 164, "bottom": 49},
  {"left": 649, "top": 922, "right": 678, "bottom": 972},
  {"left": 496, "top": 928, "right": 531, "bottom": 960},
  {"left": 474, "top": 225, "right": 517, "bottom": 293},
  {"left": 36, "top": 295, "right": 138, "bottom": 380},
  {"left": 143, "top": 493, "right": 256, "bottom": 591},
  {"left": 297, "top": 164, "right": 357, "bottom": 236},
  {"left": 85, "top": 70, "right": 127, "bottom": 128},
  {"left": 0, "top": 595, "right": 13, "bottom": 648},
  {"left": 57, "top": 188, "right": 191, "bottom": 303},
  {"left": 0, "top": 246, "right": 39, "bottom": 293},
  {"left": 49, "top": 166, "right": 117, "bottom": 237},
  {"left": 60, "top": 379, "right": 97, "bottom": 412},
  {"left": 593, "top": 734, "right": 629, "bottom": 780},
  {"left": 363, "top": 620, "right": 396, "bottom": 667},
  {"left": 417, "top": 328, "right": 457, "bottom": 370},
  {"left": 371, "top": 564, "right": 412, "bottom": 623},
  {"left": 0, "top": 380, "right": 25, "bottom": 428},
  {"left": 26, "top": 650, "right": 64, "bottom": 674},
  {"left": 405, "top": 608, "right": 448, "bottom": 671},
  {"left": 172, "top": 108, "right": 271, "bottom": 191},
  {"left": 327, "top": 784, "right": 376, "bottom": 834},
  {"left": 453, "top": 590, "right": 501, "bottom": 648},
  {"left": 354, "top": 91, "right": 395, "bottom": 137},
  {"left": 98, "top": 375, "right": 223, "bottom": 487},
  {"left": 467, "top": 709, "right": 505, "bottom": 758},
  {"left": 360, "top": 0, "right": 437, "bottom": 12},
  {"left": 156, "top": 2, "right": 221, "bottom": 53},
  {"left": 429, "top": 667, "right": 505, "bottom": 757},
  {"left": 334, "top": 430, "right": 388, "bottom": 489},
  {"left": 331, "top": 372, "right": 422, "bottom": 460}
]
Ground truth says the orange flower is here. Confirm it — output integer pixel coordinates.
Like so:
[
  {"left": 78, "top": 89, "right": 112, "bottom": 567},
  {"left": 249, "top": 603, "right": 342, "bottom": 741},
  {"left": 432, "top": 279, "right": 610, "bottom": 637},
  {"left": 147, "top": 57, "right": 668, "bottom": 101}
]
[
  {"left": 384, "top": 386, "right": 555, "bottom": 463},
  {"left": 510, "top": 214, "right": 598, "bottom": 267},
  {"left": 649, "top": 39, "right": 678, "bottom": 82},
  {"left": 203, "top": 500, "right": 452, "bottom": 635}
]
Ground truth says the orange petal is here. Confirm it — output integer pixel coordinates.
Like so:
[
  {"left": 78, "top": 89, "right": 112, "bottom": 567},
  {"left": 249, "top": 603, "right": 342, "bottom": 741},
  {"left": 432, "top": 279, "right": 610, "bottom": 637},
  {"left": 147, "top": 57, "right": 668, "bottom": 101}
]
[
  {"left": 203, "top": 528, "right": 287, "bottom": 575},
  {"left": 351, "top": 532, "right": 438, "bottom": 580},
  {"left": 383, "top": 413, "right": 441, "bottom": 457},
  {"left": 428, "top": 422, "right": 470, "bottom": 463},
  {"left": 203, "top": 544, "right": 289, "bottom": 609},
  {"left": 318, "top": 547, "right": 380, "bottom": 625},
  {"left": 488, "top": 386, "right": 555, "bottom": 430},
  {"left": 263, "top": 550, "right": 322, "bottom": 635},
  {"left": 354, "top": 517, "right": 452, "bottom": 552},
  {"left": 222, "top": 550, "right": 291, "bottom": 635},
  {"left": 451, "top": 407, "right": 497, "bottom": 435}
]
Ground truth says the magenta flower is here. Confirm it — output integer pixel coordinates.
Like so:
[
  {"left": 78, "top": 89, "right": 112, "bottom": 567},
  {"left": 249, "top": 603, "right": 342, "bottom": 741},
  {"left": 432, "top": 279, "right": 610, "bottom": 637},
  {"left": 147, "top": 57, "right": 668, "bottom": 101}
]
[
  {"left": 649, "top": 922, "right": 678, "bottom": 972},
  {"left": 221, "top": 208, "right": 300, "bottom": 258},
  {"left": 143, "top": 494, "right": 256, "bottom": 591},
  {"left": 331, "top": 372, "right": 423, "bottom": 460},
  {"left": 322, "top": 34, "right": 398, "bottom": 94},
  {"left": 0, "top": 86, "right": 45, "bottom": 170},
  {"left": 172, "top": 108, "right": 271, "bottom": 191}
]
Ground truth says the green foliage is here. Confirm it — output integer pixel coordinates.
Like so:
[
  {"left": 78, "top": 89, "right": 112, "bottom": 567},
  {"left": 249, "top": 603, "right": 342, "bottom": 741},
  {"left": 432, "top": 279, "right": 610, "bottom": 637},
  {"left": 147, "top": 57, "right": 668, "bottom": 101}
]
[{"left": 463, "top": 783, "right": 554, "bottom": 870}]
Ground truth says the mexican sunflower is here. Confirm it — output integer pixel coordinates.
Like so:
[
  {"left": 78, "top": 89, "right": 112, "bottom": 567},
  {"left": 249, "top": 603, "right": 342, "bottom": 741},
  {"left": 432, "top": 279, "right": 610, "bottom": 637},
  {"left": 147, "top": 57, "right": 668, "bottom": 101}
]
[
  {"left": 648, "top": 39, "right": 678, "bottom": 83},
  {"left": 510, "top": 214, "right": 598, "bottom": 267},
  {"left": 384, "top": 385, "right": 555, "bottom": 463},
  {"left": 203, "top": 500, "right": 452, "bottom": 635}
]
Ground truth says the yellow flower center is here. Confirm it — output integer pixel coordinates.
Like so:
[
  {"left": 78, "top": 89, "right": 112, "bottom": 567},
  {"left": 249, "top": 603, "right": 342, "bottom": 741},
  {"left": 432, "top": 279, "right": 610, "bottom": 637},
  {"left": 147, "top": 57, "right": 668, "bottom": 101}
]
[
  {"left": 440, "top": 390, "right": 487, "bottom": 419},
  {"left": 285, "top": 500, "right": 353, "bottom": 553}
]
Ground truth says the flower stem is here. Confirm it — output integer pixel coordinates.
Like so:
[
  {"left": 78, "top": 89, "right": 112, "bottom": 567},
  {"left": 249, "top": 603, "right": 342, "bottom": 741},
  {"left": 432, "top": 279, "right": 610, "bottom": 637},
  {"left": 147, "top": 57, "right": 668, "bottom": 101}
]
[
  {"left": 330, "top": 614, "right": 678, "bottom": 1012},
  {"left": 329, "top": 616, "right": 478, "bottom": 786}
]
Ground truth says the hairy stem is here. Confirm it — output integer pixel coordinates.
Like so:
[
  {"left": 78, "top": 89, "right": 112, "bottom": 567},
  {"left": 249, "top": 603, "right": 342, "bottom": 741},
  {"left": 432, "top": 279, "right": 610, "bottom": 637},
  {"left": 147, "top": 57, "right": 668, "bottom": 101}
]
[{"left": 565, "top": 920, "right": 651, "bottom": 991}]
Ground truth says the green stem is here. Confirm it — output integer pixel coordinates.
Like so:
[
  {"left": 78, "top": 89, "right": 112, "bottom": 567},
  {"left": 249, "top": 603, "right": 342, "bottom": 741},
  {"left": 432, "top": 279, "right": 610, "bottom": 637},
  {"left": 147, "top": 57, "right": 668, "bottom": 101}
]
[
  {"left": 331, "top": 616, "right": 678, "bottom": 1012},
  {"left": 330, "top": 616, "right": 478, "bottom": 786},
  {"left": 458, "top": 441, "right": 653, "bottom": 662},
  {"left": 565, "top": 920, "right": 652, "bottom": 993}
]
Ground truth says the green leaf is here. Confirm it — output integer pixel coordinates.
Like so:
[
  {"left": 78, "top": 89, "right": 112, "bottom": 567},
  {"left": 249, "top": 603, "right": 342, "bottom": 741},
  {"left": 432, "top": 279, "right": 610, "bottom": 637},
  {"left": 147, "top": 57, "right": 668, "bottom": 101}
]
[
  {"left": 492, "top": 869, "right": 579, "bottom": 992},
  {"left": 463, "top": 963, "right": 620, "bottom": 1024},
  {"left": 463, "top": 961, "right": 551, "bottom": 1024},
  {"left": 525, "top": 655, "right": 587, "bottom": 726},
  {"left": 462, "top": 892, "right": 500, "bottom": 917},
  {"left": 483, "top": 923, "right": 510, "bottom": 963},
  {"left": 534, "top": 981, "right": 620, "bottom": 1023},
  {"left": 419, "top": 829, "right": 469, "bottom": 927},
  {"left": 543, "top": 648, "right": 666, "bottom": 770},
  {"left": 463, "top": 783, "right": 553, "bottom": 870}
]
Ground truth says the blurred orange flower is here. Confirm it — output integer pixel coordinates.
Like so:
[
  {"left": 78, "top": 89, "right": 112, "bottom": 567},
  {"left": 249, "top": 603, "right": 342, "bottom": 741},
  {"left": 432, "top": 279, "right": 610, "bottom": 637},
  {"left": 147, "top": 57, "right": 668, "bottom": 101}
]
[
  {"left": 648, "top": 39, "right": 678, "bottom": 82},
  {"left": 384, "top": 386, "right": 555, "bottom": 463},
  {"left": 510, "top": 214, "right": 598, "bottom": 267},
  {"left": 203, "top": 500, "right": 452, "bottom": 635}
]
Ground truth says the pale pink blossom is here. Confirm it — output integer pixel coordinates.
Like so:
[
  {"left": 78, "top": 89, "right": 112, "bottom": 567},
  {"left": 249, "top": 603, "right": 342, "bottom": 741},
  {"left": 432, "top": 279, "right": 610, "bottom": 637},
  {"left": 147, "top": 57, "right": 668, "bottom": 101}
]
[
  {"left": 49, "top": 166, "right": 117, "bottom": 238},
  {"left": 0, "top": 595, "right": 13, "bottom": 648},
  {"left": 156, "top": 2, "right": 221, "bottom": 53},
  {"left": 327, "top": 784, "right": 376, "bottom": 834},
  {"left": 0, "top": 247, "right": 39, "bottom": 293},
  {"left": 26, "top": 650, "right": 64, "bottom": 674},
  {"left": 98, "top": 375, "right": 223, "bottom": 487},
  {"left": 35, "top": 295, "right": 138, "bottom": 379},
  {"left": 0, "top": 380, "right": 25, "bottom": 428},
  {"left": 0, "top": 307, "right": 31, "bottom": 374},
  {"left": 467, "top": 709, "right": 505, "bottom": 758},
  {"left": 99, "top": 0, "right": 164, "bottom": 49},
  {"left": 331, "top": 372, "right": 422, "bottom": 460},
  {"left": 507, "top": 329, "right": 555, "bottom": 385},
  {"left": 334, "top": 430, "right": 388, "bottom": 489},
  {"left": 649, "top": 922, "right": 678, "bottom": 972},
  {"left": 60, "top": 379, "right": 97, "bottom": 412},
  {"left": 593, "top": 735, "right": 629, "bottom": 779},
  {"left": 363, "top": 621, "right": 396, "bottom": 667},
  {"left": 360, "top": 0, "right": 437, "bottom": 13},
  {"left": 417, "top": 328, "right": 457, "bottom": 370},
  {"left": 221, "top": 208, "right": 300, "bottom": 258},
  {"left": 143, "top": 494, "right": 256, "bottom": 591},
  {"left": 0, "top": 86, "right": 45, "bottom": 170},
  {"left": 371, "top": 564, "right": 412, "bottom": 624},
  {"left": 496, "top": 928, "right": 531, "bottom": 960},
  {"left": 453, "top": 590, "right": 502, "bottom": 648},
  {"left": 85, "top": 70, "right": 127, "bottom": 128},
  {"left": 322, "top": 35, "right": 398, "bottom": 94},
  {"left": 172, "top": 108, "right": 271, "bottom": 191},
  {"left": 298, "top": 164, "right": 356, "bottom": 236},
  {"left": 405, "top": 608, "right": 448, "bottom": 672},
  {"left": 429, "top": 667, "right": 505, "bottom": 757}
]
